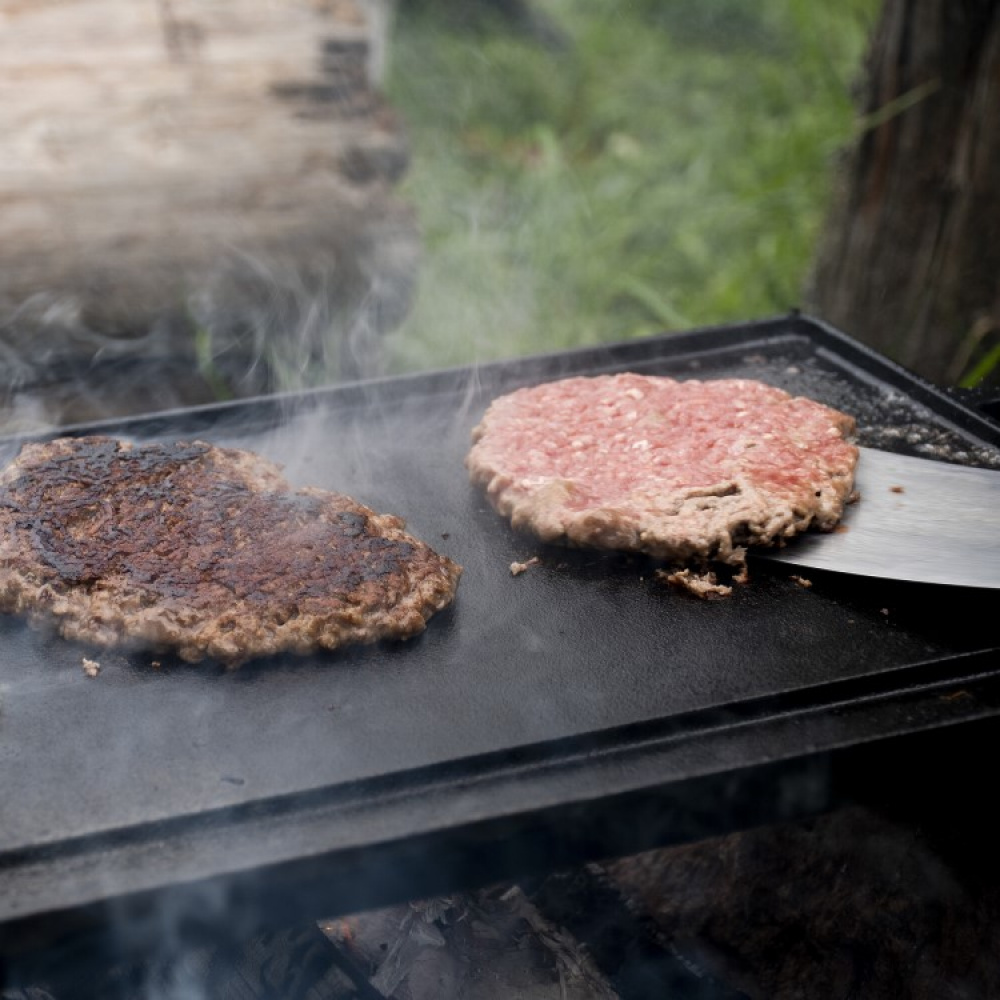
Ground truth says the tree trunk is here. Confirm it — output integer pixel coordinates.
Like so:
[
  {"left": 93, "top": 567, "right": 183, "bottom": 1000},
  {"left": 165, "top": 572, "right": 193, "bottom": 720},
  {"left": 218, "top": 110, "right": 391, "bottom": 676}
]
[{"left": 808, "top": 0, "right": 1000, "bottom": 384}]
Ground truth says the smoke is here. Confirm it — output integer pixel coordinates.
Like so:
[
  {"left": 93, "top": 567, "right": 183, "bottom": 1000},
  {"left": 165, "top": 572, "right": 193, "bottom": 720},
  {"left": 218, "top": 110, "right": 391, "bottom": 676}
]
[
  {"left": 0, "top": 206, "right": 419, "bottom": 435},
  {"left": 0, "top": 0, "right": 416, "bottom": 437}
]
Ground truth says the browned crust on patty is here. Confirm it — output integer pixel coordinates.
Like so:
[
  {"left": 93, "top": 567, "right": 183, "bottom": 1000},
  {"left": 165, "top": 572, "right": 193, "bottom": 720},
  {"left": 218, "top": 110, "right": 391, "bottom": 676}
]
[
  {"left": 0, "top": 437, "right": 461, "bottom": 666},
  {"left": 466, "top": 374, "right": 859, "bottom": 570}
]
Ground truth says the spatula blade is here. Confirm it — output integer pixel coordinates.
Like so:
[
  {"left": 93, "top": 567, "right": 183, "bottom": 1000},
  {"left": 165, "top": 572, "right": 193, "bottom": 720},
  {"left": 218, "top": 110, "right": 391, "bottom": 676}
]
[{"left": 755, "top": 447, "right": 1000, "bottom": 588}]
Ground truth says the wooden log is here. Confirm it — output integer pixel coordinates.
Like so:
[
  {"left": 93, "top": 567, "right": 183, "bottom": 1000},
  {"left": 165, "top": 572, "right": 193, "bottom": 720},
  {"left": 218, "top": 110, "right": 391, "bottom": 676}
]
[{"left": 0, "top": 0, "right": 416, "bottom": 401}]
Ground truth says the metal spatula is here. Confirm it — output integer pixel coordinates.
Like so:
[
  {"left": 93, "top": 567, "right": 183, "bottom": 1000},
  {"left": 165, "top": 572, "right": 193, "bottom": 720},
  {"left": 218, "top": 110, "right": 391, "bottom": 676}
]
[{"left": 755, "top": 447, "right": 1000, "bottom": 588}]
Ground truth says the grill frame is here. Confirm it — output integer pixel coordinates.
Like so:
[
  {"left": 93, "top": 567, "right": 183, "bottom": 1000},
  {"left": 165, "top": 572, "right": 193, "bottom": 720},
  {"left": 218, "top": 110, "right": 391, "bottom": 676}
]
[{"left": 2, "top": 313, "right": 999, "bottom": 969}]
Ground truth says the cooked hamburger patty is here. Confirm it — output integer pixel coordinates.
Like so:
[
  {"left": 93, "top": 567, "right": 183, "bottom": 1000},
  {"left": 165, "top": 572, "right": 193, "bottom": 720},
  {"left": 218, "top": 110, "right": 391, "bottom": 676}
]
[
  {"left": 466, "top": 374, "right": 858, "bottom": 567},
  {"left": 0, "top": 437, "right": 460, "bottom": 665}
]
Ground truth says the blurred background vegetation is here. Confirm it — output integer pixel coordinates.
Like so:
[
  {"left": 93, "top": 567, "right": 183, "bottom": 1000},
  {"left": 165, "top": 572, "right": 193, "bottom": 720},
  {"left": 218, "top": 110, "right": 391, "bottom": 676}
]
[{"left": 383, "top": 0, "right": 879, "bottom": 374}]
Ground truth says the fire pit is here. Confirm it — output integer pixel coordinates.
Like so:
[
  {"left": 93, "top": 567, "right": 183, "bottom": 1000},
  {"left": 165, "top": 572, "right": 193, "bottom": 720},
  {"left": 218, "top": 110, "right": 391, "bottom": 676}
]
[{"left": 1, "top": 315, "right": 999, "bottom": 986}]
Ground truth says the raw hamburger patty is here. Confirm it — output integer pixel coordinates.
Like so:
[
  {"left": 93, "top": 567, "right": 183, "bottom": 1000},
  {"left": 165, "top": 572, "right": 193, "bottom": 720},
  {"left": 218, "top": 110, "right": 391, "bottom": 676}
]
[
  {"left": 0, "top": 437, "right": 460, "bottom": 665},
  {"left": 467, "top": 374, "right": 858, "bottom": 567}
]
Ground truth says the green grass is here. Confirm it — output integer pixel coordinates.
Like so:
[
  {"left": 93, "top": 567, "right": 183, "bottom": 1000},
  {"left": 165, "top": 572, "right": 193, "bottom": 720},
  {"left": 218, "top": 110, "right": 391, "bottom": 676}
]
[{"left": 384, "top": 0, "right": 878, "bottom": 373}]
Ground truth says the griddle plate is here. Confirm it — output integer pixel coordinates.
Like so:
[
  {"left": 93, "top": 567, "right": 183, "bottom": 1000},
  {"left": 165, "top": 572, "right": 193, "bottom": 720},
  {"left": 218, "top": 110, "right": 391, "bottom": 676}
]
[{"left": 2, "top": 315, "right": 999, "bottom": 958}]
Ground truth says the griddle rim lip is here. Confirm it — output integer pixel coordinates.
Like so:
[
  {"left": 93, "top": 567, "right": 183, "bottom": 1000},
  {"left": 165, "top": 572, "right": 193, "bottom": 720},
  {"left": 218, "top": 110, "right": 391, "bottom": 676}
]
[
  {"left": 4, "top": 312, "right": 997, "bottom": 450},
  {"left": 1, "top": 645, "right": 998, "bottom": 900},
  {"left": 2, "top": 641, "right": 999, "bottom": 874},
  {"left": 3, "top": 644, "right": 1000, "bottom": 968}
]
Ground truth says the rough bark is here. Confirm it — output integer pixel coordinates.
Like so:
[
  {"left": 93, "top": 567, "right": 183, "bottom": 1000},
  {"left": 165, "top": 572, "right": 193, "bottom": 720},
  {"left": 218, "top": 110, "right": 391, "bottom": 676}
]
[
  {"left": 0, "top": 0, "right": 416, "bottom": 410},
  {"left": 808, "top": 0, "right": 1000, "bottom": 384}
]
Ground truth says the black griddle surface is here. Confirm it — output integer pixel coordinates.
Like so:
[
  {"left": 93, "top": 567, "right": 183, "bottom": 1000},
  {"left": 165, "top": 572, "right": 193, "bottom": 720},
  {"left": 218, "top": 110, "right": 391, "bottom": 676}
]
[{"left": 2, "top": 315, "right": 1000, "bottom": 950}]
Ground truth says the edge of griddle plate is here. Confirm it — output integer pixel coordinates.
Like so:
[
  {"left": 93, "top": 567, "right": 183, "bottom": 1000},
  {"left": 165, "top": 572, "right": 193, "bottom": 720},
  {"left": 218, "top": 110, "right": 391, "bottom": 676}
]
[
  {"left": 0, "top": 311, "right": 992, "bottom": 446},
  {"left": 1, "top": 311, "right": 997, "bottom": 450},
  {"left": 2, "top": 644, "right": 1000, "bottom": 943},
  {"left": 805, "top": 314, "right": 1000, "bottom": 445}
]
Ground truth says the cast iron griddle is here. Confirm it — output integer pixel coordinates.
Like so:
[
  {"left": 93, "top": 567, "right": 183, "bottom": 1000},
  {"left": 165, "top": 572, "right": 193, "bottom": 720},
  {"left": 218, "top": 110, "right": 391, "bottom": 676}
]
[{"left": 2, "top": 315, "right": 1000, "bottom": 961}]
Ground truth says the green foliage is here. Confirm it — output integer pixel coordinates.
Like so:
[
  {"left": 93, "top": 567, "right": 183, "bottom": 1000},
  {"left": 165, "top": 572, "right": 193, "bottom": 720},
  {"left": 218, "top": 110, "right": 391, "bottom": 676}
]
[
  {"left": 959, "top": 341, "right": 1000, "bottom": 389},
  {"left": 385, "top": 0, "right": 878, "bottom": 372}
]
